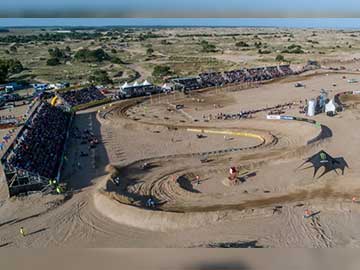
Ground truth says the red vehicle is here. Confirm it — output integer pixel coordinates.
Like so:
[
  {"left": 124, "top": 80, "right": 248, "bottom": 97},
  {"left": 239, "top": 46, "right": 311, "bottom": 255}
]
[{"left": 100, "top": 89, "right": 110, "bottom": 94}]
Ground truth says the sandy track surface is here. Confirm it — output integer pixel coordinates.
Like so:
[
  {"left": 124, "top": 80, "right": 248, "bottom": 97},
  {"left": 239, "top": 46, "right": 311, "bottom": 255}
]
[{"left": 3, "top": 70, "right": 360, "bottom": 247}]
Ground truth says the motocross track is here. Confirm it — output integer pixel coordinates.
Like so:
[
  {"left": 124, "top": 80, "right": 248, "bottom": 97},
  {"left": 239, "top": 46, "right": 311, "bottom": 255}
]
[{"left": 2, "top": 70, "right": 360, "bottom": 247}]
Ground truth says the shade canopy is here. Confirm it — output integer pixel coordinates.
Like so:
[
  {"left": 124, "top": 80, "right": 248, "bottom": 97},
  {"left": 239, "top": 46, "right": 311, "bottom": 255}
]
[{"left": 298, "top": 150, "right": 348, "bottom": 178}]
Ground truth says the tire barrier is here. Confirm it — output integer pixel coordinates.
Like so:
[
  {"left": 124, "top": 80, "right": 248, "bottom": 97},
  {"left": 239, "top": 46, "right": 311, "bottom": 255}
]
[
  {"left": 102, "top": 100, "right": 276, "bottom": 157},
  {"left": 334, "top": 90, "right": 360, "bottom": 107},
  {"left": 266, "top": 115, "right": 332, "bottom": 145},
  {"left": 307, "top": 124, "right": 332, "bottom": 145}
]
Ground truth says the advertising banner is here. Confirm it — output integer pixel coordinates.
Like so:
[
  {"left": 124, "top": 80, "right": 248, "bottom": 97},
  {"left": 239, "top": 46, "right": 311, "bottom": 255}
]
[
  {"left": 280, "top": 115, "right": 294, "bottom": 120},
  {"left": 266, "top": 115, "right": 281, "bottom": 120}
]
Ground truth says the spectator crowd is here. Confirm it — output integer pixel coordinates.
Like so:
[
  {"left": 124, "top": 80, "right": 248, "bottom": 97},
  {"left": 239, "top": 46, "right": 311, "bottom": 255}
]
[
  {"left": 172, "top": 64, "right": 294, "bottom": 91},
  {"left": 59, "top": 86, "right": 106, "bottom": 107},
  {"left": 5, "top": 102, "right": 70, "bottom": 179},
  {"left": 202, "top": 102, "right": 294, "bottom": 121}
]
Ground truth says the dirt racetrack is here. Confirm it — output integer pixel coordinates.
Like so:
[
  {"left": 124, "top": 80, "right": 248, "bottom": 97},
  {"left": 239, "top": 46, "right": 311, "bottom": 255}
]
[{"left": 3, "top": 70, "right": 360, "bottom": 247}]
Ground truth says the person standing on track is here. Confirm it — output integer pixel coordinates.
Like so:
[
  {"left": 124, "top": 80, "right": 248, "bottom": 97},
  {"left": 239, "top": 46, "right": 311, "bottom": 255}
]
[
  {"left": 304, "top": 209, "right": 311, "bottom": 218},
  {"left": 195, "top": 175, "right": 200, "bottom": 185},
  {"left": 20, "top": 227, "right": 26, "bottom": 237}
]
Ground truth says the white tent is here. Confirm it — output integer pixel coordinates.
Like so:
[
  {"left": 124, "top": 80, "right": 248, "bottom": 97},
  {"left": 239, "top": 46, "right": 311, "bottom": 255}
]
[
  {"left": 121, "top": 82, "right": 129, "bottom": 89},
  {"left": 133, "top": 81, "right": 139, "bottom": 87},
  {"left": 162, "top": 83, "right": 171, "bottom": 90},
  {"left": 142, "top": 80, "right": 151, "bottom": 86},
  {"left": 325, "top": 99, "right": 339, "bottom": 113}
]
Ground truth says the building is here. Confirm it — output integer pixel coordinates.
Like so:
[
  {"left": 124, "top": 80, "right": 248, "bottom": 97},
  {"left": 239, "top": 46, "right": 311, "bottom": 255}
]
[
  {"left": 49, "top": 82, "right": 70, "bottom": 90},
  {"left": 0, "top": 82, "right": 28, "bottom": 93},
  {"left": 32, "top": 83, "right": 49, "bottom": 92}
]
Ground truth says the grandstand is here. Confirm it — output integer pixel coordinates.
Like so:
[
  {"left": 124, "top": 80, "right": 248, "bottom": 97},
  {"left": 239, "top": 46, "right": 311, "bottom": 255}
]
[
  {"left": 58, "top": 86, "right": 108, "bottom": 111},
  {"left": 0, "top": 102, "right": 72, "bottom": 196},
  {"left": 171, "top": 65, "right": 294, "bottom": 91},
  {"left": 172, "top": 77, "right": 203, "bottom": 91}
]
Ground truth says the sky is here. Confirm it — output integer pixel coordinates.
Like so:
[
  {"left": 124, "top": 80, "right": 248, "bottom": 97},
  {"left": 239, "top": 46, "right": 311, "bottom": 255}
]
[
  {"left": 3, "top": 18, "right": 360, "bottom": 29},
  {"left": 2, "top": 0, "right": 360, "bottom": 17}
]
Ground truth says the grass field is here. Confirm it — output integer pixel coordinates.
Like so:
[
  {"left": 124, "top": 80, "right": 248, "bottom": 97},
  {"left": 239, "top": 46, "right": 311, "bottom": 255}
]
[{"left": 2, "top": 27, "right": 360, "bottom": 86}]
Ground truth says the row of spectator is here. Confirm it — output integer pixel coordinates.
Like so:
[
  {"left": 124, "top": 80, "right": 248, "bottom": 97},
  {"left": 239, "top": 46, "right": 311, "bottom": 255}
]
[
  {"left": 4, "top": 102, "right": 70, "bottom": 179},
  {"left": 58, "top": 86, "right": 106, "bottom": 107},
  {"left": 202, "top": 102, "right": 294, "bottom": 121},
  {"left": 172, "top": 65, "right": 294, "bottom": 91}
]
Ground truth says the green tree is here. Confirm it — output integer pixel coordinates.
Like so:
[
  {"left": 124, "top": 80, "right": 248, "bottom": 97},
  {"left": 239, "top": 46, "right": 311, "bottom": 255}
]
[
  {"left": 235, "top": 41, "right": 249, "bottom": 47},
  {"left": 7, "top": 59, "right": 23, "bottom": 73},
  {"left": 0, "top": 61, "right": 8, "bottom": 83},
  {"left": 152, "top": 65, "right": 171, "bottom": 78},
  {"left": 46, "top": 58, "right": 61, "bottom": 66},
  {"left": 9, "top": 45, "right": 17, "bottom": 52},
  {"left": 200, "top": 40, "right": 217, "bottom": 53},
  {"left": 161, "top": 39, "right": 170, "bottom": 45},
  {"left": 48, "top": 47, "right": 65, "bottom": 58},
  {"left": 275, "top": 54, "right": 285, "bottom": 62},
  {"left": 74, "top": 48, "right": 110, "bottom": 62},
  {"left": 254, "top": 41, "right": 262, "bottom": 48},
  {"left": 258, "top": 49, "right": 271, "bottom": 54},
  {"left": 110, "top": 57, "right": 123, "bottom": 64},
  {"left": 146, "top": 47, "right": 154, "bottom": 55},
  {"left": 89, "top": 70, "right": 112, "bottom": 84},
  {"left": 0, "top": 59, "right": 23, "bottom": 83}
]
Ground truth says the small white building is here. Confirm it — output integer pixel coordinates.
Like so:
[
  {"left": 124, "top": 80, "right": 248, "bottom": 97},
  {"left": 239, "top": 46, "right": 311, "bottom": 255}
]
[
  {"left": 325, "top": 99, "right": 339, "bottom": 114},
  {"left": 307, "top": 99, "right": 316, "bottom": 117}
]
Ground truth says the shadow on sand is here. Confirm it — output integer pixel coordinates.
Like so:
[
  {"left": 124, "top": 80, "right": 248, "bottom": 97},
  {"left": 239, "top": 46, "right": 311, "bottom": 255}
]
[
  {"left": 205, "top": 240, "right": 264, "bottom": 248},
  {"left": 27, "top": 227, "right": 48, "bottom": 236},
  {"left": 62, "top": 111, "right": 111, "bottom": 191}
]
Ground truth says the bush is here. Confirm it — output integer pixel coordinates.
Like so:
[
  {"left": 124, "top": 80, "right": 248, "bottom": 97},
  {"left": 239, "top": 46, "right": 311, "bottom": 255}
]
[
  {"left": 146, "top": 48, "right": 154, "bottom": 55},
  {"left": 0, "top": 62, "right": 8, "bottom": 83},
  {"left": 282, "top": 44, "right": 304, "bottom": 54},
  {"left": 9, "top": 45, "right": 17, "bottom": 52},
  {"left": 161, "top": 39, "right": 171, "bottom": 45},
  {"left": 258, "top": 49, "right": 271, "bottom": 54},
  {"left": 200, "top": 40, "right": 217, "bottom": 53},
  {"left": 291, "top": 48, "right": 304, "bottom": 54},
  {"left": 110, "top": 57, "right": 123, "bottom": 64},
  {"left": 7, "top": 59, "right": 23, "bottom": 73},
  {"left": 152, "top": 65, "right": 171, "bottom": 78},
  {"left": 254, "top": 41, "right": 262, "bottom": 48},
  {"left": 0, "top": 58, "right": 24, "bottom": 83},
  {"left": 48, "top": 47, "right": 65, "bottom": 59},
  {"left": 74, "top": 48, "right": 111, "bottom": 63},
  {"left": 47, "top": 57, "right": 61, "bottom": 66},
  {"left": 288, "top": 44, "right": 302, "bottom": 50},
  {"left": 235, "top": 41, "right": 249, "bottom": 47},
  {"left": 275, "top": 54, "right": 285, "bottom": 62},
  {"left": 89, "top": 70, "right": 112, "bottom": 84}
]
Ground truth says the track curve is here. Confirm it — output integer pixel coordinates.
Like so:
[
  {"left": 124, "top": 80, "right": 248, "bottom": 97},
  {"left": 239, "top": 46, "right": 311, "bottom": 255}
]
[{"left": 93, "top": 95, "right": 334, "bottom": 227}]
